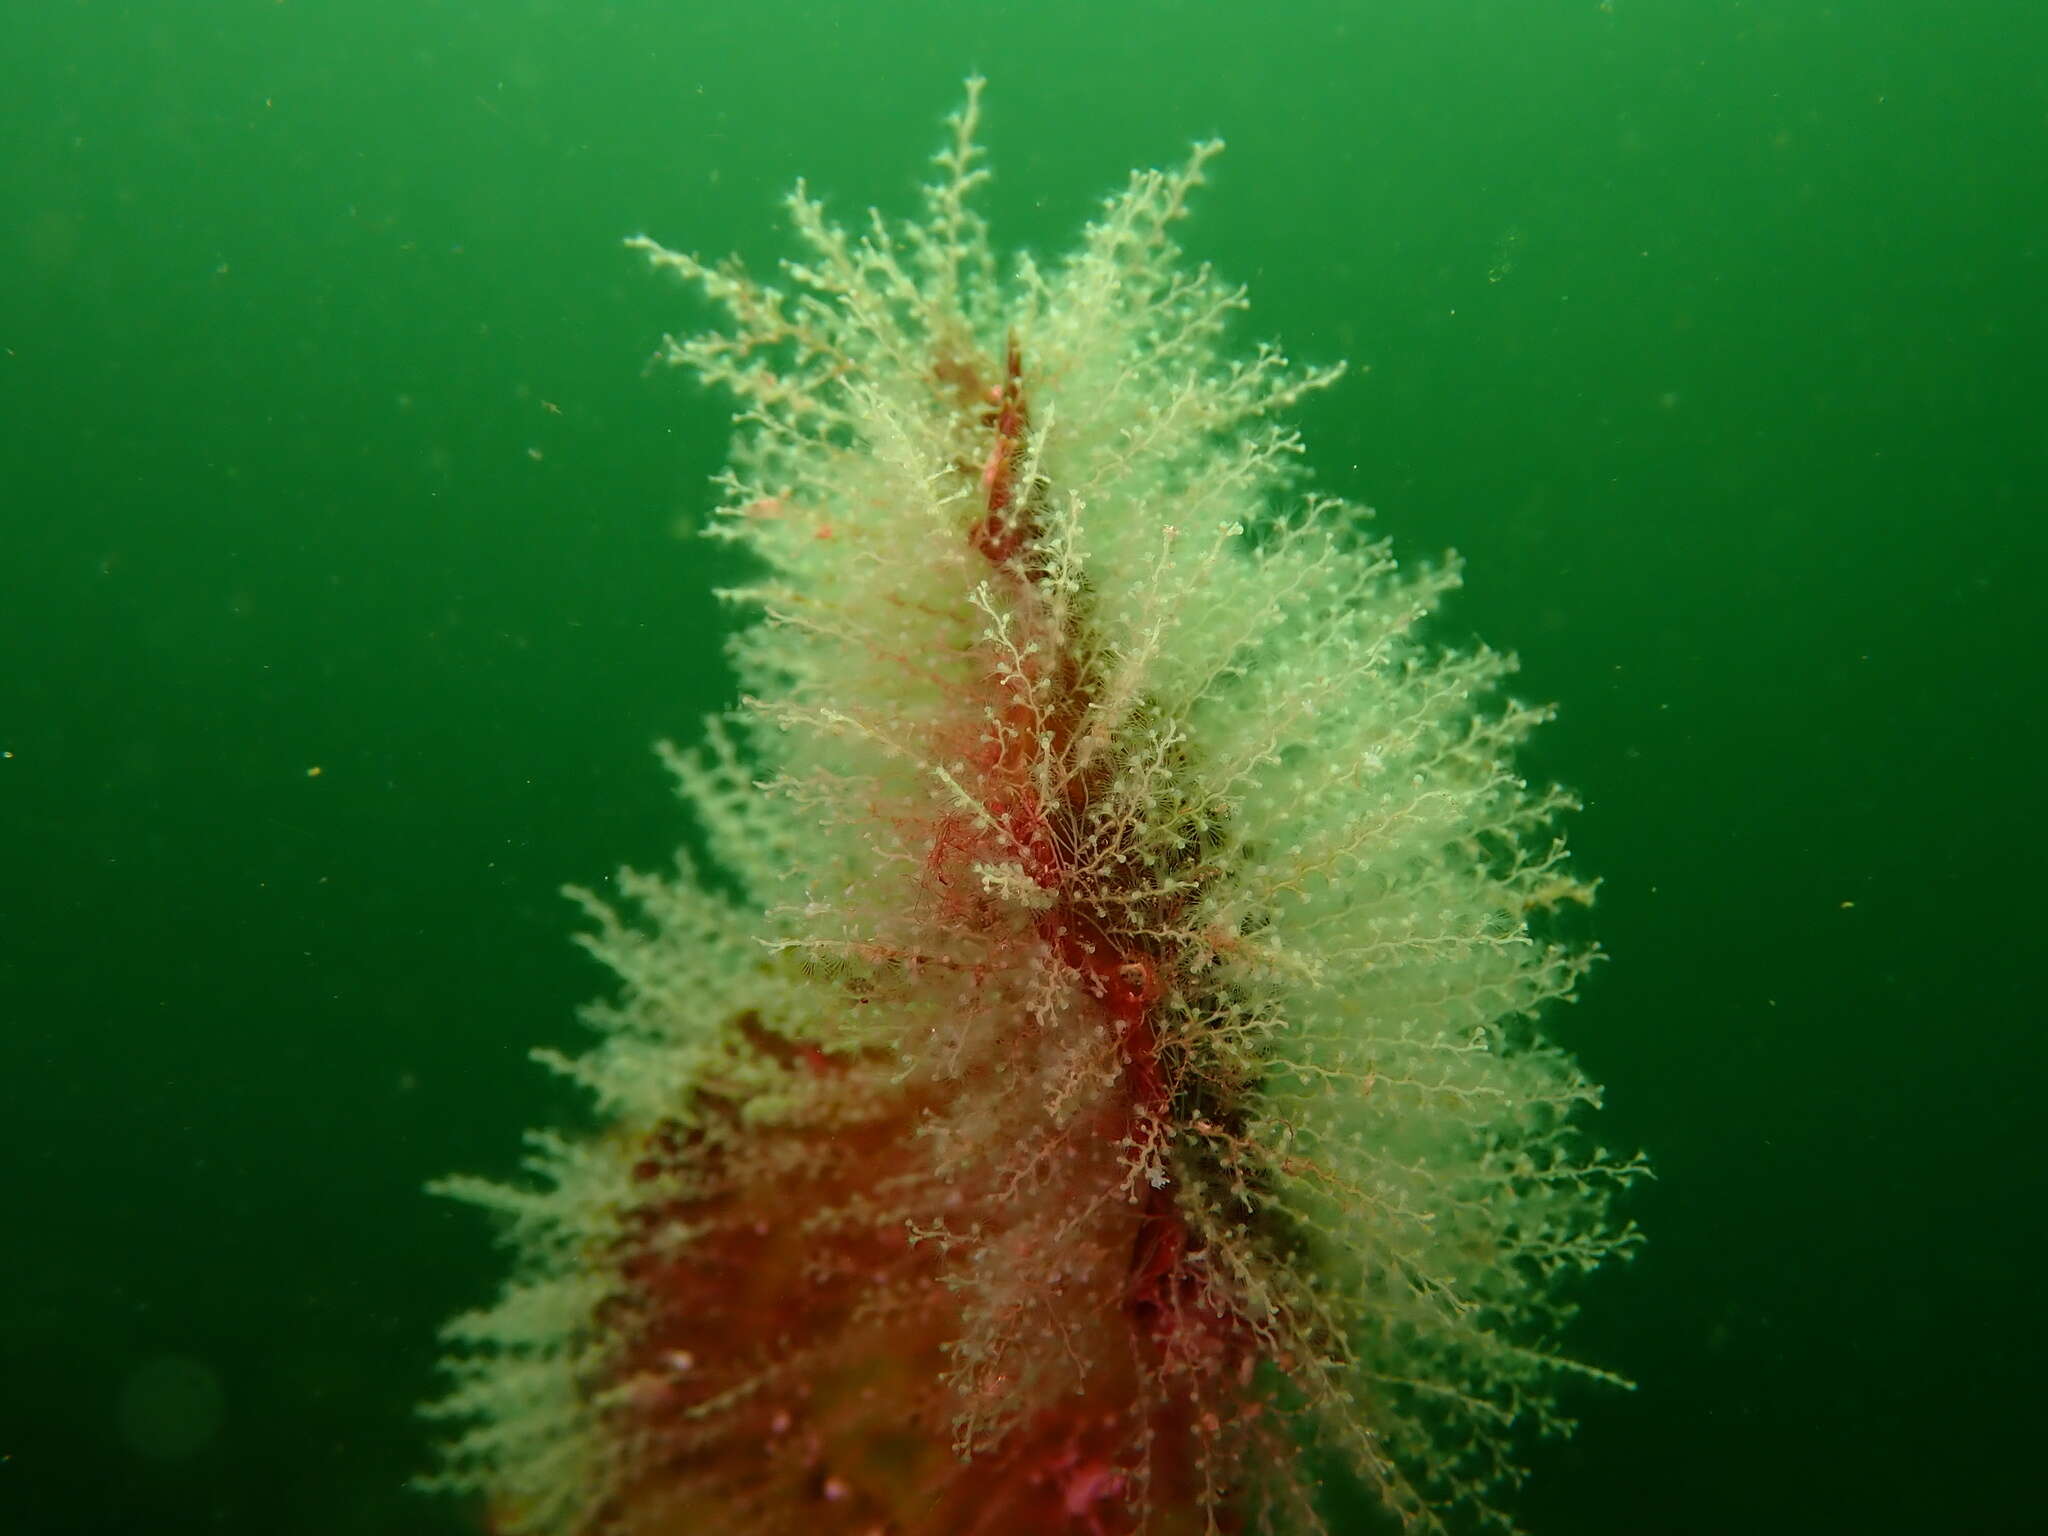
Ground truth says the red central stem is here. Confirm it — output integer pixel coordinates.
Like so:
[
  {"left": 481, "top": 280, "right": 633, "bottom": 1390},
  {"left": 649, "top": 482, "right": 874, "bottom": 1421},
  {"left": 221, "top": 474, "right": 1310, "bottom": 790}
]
[{"left": 954, "top": 335, "right": 1199, "bottom": 1344}]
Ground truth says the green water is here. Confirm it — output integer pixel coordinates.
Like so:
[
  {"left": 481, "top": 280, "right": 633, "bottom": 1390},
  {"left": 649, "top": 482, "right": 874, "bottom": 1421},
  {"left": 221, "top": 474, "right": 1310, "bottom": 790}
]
[{"left": 4, "top": 3, "right": 2042, "bottom": 1533}]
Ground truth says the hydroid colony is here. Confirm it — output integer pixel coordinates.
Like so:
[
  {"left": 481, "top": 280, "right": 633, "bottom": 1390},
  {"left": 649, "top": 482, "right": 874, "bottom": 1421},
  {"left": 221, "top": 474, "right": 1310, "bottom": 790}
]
[{"left": 425, "top": 81, "right": 1645, "bottom": 1535}]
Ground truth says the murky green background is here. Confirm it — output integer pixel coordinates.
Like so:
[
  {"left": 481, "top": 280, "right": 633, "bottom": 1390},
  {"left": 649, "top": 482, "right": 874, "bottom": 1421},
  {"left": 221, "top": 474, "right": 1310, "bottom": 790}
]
[{"left": 5, "top": 2, "right": 2042, "bottom": 1533}]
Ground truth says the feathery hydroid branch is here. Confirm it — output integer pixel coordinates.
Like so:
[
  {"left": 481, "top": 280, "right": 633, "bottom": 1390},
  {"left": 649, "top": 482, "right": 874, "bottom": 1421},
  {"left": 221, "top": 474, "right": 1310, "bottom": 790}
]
[{"left": 423, "top": 79, "right": 1646, "bottom": 1536}]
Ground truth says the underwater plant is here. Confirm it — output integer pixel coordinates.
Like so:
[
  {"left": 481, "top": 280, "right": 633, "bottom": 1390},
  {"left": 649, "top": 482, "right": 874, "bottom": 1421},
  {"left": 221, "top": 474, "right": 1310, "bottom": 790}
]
[{"left": 423, "top": 79, "right": 1646, "bottom": 1536}]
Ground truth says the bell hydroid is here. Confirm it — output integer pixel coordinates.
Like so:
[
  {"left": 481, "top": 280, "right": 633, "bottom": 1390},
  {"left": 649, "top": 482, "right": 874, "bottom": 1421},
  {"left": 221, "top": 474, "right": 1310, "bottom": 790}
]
[{"left": 423, "top": 80, "right": 1646, "bottom": 1535}]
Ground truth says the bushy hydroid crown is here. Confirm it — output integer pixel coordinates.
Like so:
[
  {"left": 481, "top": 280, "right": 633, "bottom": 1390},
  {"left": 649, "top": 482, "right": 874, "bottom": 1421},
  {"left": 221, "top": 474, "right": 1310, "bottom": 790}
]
[{"left": 423, "top": 79, "right": 1645, "bottom": 1536}]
